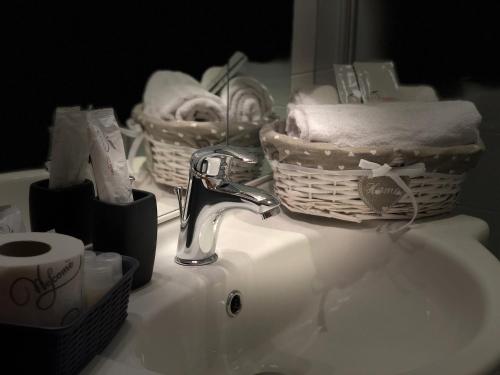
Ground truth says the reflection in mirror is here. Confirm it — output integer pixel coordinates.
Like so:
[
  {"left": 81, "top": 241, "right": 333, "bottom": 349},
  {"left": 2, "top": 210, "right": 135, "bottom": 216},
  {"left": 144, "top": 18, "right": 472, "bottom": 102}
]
[
  {"left": 2, "top": 2, "right": 294, "bottom": 223},
  {"left": 289, "top": 0, "right": 499, "bottom": 252}
]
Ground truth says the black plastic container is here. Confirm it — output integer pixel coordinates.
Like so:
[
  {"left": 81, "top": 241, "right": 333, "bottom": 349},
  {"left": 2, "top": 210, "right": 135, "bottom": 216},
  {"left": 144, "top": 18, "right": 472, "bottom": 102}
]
[
  {"left": 0, "top": 256, "right": 139, "bottom": 375},
  {"left": 92, "top": 189, "right": 157, "bottom": 289},
  {"left": 29, "top": 179, "right": 95, "bottom": 244}
]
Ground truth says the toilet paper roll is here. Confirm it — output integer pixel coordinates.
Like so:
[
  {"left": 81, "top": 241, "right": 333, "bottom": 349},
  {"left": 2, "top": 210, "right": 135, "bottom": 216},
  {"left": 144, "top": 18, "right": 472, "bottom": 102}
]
[{"left": 0, "top": 232, "right": 84, "bottom": 327}]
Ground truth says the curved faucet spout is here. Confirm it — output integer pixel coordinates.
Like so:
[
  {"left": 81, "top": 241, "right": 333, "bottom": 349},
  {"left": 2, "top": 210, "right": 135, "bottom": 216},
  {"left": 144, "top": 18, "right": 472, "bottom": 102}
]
[
  {"left": 175, "top": 146, "right": 280, "bottom": 266},
  {"left": 215, "top": 181, "right": 280, "bottom": 210}
]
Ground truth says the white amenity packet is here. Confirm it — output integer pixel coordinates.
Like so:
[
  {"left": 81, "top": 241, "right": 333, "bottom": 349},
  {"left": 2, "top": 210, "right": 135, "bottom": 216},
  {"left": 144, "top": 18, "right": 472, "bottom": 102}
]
[
  {"left": 353, "top": 61, "right": 400, "bottom": 103},
  {"left": 49, "top": 106, "right": 90, "bottom": 188},
  {"left": 0, "top": 205, "right": 26, "bottom": 233},
  {"left": 333, "top": 64, "right": 362, "bottom": 104},
  {"left": 87, "top": 108, "right": 133, "bottom": 204}
]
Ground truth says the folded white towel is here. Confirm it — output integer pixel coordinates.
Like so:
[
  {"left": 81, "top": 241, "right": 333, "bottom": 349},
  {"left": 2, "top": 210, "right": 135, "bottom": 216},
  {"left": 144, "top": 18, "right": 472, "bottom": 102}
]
[
  {"left": 143, "top": 71, "right": 225, "bottom": 122},
  {"left": 221, "top": 76, "right": 274, "bottom": 123},
  {"left": 290, "top": 85, "right": 340, "bottom": 105},
  {"left": 397, "top": 85, "right": 439, "bottom": 102},
  {"left": 286, "top": 101, "right": 481, "bottom": 147}
]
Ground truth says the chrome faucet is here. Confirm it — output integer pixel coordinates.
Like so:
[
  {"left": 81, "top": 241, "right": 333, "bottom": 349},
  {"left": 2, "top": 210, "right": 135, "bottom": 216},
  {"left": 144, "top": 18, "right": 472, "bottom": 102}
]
[{"left": 174, "top": 145, "right": 281, "bottom": 266}]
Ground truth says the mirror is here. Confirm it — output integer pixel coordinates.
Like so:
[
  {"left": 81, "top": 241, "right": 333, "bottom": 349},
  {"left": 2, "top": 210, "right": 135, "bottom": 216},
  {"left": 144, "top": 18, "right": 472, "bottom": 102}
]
[
  {"left": 6, "top": 1, "right": 496, "bottom": 238},
  {"left": 291, "top": 0, "right": 499, "bottom": 252},
  {"left": 1, "top": 2, "right": 295, "bottom": 223}
]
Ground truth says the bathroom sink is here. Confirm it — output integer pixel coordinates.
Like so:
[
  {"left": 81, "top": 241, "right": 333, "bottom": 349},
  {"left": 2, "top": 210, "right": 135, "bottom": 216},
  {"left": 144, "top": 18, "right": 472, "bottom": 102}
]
[
  {"left": 97, "top": 211, "right": 500, "bottom": 375},
  {"left": 2, "top": 170, "right": 500, "bottom": 375}
]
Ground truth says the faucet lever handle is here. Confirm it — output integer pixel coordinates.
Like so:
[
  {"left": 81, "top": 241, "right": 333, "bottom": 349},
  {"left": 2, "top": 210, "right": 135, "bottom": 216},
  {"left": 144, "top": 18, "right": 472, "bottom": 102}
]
[
  {"left": 214, "top": 145, "right": 258, "bottom": 164},
  {"left": 192, "top": 145, "right": 258, "bottom": 178}
]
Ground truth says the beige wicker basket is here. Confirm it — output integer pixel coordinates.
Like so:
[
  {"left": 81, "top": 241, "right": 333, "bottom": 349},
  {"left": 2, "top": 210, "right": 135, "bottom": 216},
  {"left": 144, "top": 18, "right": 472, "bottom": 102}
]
[
  {"left": 260, "top": 121, "right": 483, "bottom": 223},
  {"left": 130, "top": 104, "right": 264, "bottom": 188}
]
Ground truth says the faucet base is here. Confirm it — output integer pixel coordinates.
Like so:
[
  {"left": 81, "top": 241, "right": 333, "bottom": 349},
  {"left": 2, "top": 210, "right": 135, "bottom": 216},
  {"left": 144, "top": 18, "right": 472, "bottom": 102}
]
[{"left": 175, "top": 253, "right": 218, "bottom": 266}]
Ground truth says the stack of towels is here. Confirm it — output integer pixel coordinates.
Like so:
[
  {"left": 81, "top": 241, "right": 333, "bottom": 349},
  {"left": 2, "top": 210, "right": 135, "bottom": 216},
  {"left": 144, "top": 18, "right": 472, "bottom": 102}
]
[
  {"left": 143, "top": 70, "right": 273, "bottom": 124},
  {"left": 286, "top": 85, "right": 481, "bottom": 148},
  {"left": 144, "top": 71, "right": 225, "bottom": 122}
]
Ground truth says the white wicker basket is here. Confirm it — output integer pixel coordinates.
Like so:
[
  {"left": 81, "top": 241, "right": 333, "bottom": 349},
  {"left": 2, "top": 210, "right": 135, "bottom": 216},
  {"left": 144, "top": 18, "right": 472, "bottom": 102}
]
[
  {"left": 260, "top": 121, "right": 484, "bottom": 223},
  {"left": 130, "top": 104, "right": 264, "bottom": 188}
]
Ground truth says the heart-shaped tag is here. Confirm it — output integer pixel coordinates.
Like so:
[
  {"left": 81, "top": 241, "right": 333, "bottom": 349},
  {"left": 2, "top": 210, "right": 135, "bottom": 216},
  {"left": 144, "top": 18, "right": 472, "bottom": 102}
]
[{"left": 358, "top": 176, "right": 410, "bottom": 214}]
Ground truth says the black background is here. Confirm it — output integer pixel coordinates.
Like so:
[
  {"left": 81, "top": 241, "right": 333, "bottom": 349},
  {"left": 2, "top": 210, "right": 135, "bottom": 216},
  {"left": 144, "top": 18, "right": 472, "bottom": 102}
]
[
  {"left": 2, "top": 1, "right": 500, "bottom": 172},
  {"left": 388, "top": 1, "right": 500, "bottom": 95},
  {"left": 1, "top": 1, "right": 293, "bottom": 172}
]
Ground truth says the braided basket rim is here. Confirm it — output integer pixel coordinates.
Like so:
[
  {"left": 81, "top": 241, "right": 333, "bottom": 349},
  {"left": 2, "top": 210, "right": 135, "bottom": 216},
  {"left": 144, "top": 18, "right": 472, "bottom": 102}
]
[{"left": 260, "top": 120, "right": 484, "bottom": 157}]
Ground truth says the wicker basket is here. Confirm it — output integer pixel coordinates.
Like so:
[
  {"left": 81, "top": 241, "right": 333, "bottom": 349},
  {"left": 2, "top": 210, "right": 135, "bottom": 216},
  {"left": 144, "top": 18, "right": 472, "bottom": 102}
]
[
  {"left": 0, "top": 256, "right": 139, "bottom": 375},
  {"left": 130, "top": 104, "right": 264, "bottom": 188},
  {"left": 260, "top": 121, "right": 483, "bottom": 223}
]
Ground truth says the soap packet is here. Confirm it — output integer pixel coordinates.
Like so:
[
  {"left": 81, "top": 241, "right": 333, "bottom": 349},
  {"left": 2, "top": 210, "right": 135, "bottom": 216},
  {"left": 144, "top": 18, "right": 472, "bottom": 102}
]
[
  {"left": 49, "top": 106, "right": 91, "bottom": 189},
  {"left": 0, "top": 205, "right": 26, "bottom": 233},
  {"left": 88, "top": 108, "right": 133, "bottom": 204},
  {"left": 47, "top": 106, "right": 80, "bottom": 162},
  {"left": 353, "top": 61, "right": 400, "bottom": 103},
  {"left": 83, "top": 251, "right": 122, "bottom": 307},
  {"left": 333, "top": 64, "right": 362, "bottom": 104}
]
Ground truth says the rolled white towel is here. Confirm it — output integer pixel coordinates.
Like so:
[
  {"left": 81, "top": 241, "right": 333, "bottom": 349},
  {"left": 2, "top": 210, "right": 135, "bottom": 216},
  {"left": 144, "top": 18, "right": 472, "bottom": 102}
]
[
  {"left": 201, "top": 52, "right": 248, "bottom": 92},
  {"left": 286, "top": 101, "right": 481, "bottom": 147},
  {"left": 143, "top": 71, "right": 225, "bottom": 122},
  {"left": 397, "top": 85, "right": 439, "bottom": 102},
  {"left": 221, "top": 76, "right": 274, "bottom": 123},
  {"left": 290, "top": 85, "right": 340, "bottom": 105},
  {"left": 201, "top": 66, "right": 223, "bottom": 89}
]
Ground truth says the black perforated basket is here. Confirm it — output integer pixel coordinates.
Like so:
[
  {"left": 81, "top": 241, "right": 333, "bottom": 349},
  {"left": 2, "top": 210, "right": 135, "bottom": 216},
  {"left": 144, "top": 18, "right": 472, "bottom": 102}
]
[{"left": 0, "top": 255, "right": 139, "bottom": 375}]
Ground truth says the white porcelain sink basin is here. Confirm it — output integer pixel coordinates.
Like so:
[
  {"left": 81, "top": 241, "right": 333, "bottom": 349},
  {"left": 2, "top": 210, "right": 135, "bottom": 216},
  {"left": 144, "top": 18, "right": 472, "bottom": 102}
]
[
  {"left": 2, "top": 170, "right": 500, "bottom": 375},
  {"left": 120, "top": 212, "right": 499, "bottom": 375}
]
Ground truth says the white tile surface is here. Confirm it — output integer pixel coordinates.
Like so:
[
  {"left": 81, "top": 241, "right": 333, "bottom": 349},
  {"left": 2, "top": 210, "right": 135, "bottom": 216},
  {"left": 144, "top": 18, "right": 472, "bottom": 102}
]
[
  {"left": 291, "top": 71, "right": 315, "bottom": 92},
  {"left": 461, "top": 81, "right": 500, "bottom": 135},
  {"left": 81, "top": 356, "right": 160, "bottom": 375},
  {"left": 354, "top": 0, "right": 391, "bottom": 61},
  {"left": 291, "top": 0, "right": 317, "bottom": 75},
  {"left": 455, "top": 80, "right": 500, "bottom": 260},
  {"left": 313, "top": 0, "right": 339, "bottom": 71},
  {"left": 245, "top": 60, "right": 291, "bottom": 108},
  {"left": 455, "top": 205, "right": 500, "bottom": 256},
  {"left": 459, "top": 131, "right": 500, "bottom": 211},
  {"left": 314, "top": 67, "right": 336, "bottom": 86}
]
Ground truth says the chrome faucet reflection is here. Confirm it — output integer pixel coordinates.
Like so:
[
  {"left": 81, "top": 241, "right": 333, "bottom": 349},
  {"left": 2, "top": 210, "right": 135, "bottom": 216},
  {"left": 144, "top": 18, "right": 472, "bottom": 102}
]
[{"left": 174, "top": 145, "right": 280, "bottom": 266}]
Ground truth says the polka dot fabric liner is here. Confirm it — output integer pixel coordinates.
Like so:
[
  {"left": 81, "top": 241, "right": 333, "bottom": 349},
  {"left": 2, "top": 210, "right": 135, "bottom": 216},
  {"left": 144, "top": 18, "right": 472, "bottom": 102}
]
[
  {"left": 130, "top": 104, "right": 266, "bottom": 188},
  {"left": 260, "top": 121, "right": 484, "bottom": 175},
  {"left": 132, "top": 104, "right": 262, "bottom": 149}
]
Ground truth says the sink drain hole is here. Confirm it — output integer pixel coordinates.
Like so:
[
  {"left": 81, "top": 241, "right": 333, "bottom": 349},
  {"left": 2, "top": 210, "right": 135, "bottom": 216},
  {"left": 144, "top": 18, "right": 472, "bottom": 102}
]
[{"left": 226, "top": 290, "right": 242, "bottom": 317}]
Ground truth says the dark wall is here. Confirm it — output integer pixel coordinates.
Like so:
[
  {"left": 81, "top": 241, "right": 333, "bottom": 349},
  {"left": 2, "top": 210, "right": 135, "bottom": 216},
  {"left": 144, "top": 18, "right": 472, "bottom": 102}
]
[
  {"left": 385, "top": 1, "right": 500, "bottom": 96},
  {"left": 1, "top": 1, "right": 293, "bottom": 172}
]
